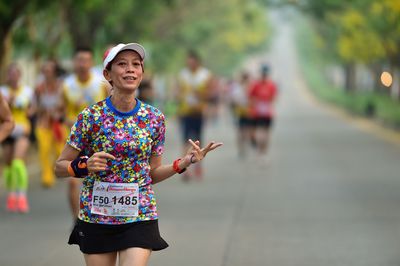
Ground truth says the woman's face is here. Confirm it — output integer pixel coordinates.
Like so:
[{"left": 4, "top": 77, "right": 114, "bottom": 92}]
[
  {"left": 186, "top": 56, "right": 199, "bottom": 72},
  {"left": 104, "top": 50, "right": 143, "bottom": 92},
  {"left": 42, "top": 61, "right": 57, "bottom": 80},
  {"left": 74, "top": 51, "right": 93, "bottom": 76},
  {"left": 7, "top": 65, "right": 21, "bottom": 86}
]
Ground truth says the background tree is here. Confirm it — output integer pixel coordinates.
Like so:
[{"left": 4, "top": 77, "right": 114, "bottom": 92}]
[
  {"left": 3, "top": 0, "right": 269, "bottom": 81},
  {"left": 295, "top": 0, "right": 400, "bottom": 96}
]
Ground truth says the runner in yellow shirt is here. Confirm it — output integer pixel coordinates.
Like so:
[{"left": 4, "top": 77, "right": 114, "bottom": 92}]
[
  {"left": 62, "top": 47, "right": 109, "bottom": 218},
  {"left": 1, "top": 63, "right": 34, "bottom": 213},
  {"left": 176, "top": 50, "right": 212, "bottom": 181}
]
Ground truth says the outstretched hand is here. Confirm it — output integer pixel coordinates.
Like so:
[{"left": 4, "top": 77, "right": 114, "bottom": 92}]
[{"left": 185, "top": 139, "right": 223, "bottom": 164}]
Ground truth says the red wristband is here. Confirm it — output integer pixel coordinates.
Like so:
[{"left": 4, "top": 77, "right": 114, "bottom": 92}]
[{"left": 173, "top": 158, "right": 186, "bottom": 174}]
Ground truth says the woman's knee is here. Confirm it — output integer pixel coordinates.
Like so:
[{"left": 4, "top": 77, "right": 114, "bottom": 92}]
[
  {"left": 84, "top": 252, "right": 117, "bottom": 266},
  {"left": 13, "top": 136, "right": 30, "bottom": 159},
  {"left": 118, "top": 247, "right": 151, "bottom": 266}
]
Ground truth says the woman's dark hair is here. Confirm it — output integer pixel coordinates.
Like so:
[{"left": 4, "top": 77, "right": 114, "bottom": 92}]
[
  {"left": 47, "top": 58, "right": 66, "bottom": 78},
  {"left": 187, "top": 49, "right": 201, "bottom": 62},
  {"left": 74, "top": 46, "right": 93, "bottom": 55}
]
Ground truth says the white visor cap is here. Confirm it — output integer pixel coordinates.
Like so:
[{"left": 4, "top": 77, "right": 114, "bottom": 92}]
[{"left": 103, "top": 43, "right": 146, "bottom": 69}]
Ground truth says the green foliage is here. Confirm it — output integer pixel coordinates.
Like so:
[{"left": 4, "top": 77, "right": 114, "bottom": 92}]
[
  {"left": 5, "top": 0, "right": 270, "bottom": 76},
  {"left": 148, "top": 0, "right": 270, "bottom": 75},
  {"left": 296, "top": 14, "right": 400, "bottom": 127},
  {"left": 299, "top": 0, "right": 400, "bottom": 67},
  {"left": 335, "top": 8, "right": 386, "bottom": 63}
]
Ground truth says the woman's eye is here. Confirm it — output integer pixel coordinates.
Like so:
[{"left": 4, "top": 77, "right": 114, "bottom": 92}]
[
  {"left": 118, "top": 62, "right": 126, "bottom": 66},
  {"left": 133, "top": 62, "right": 140, "bottom": 66}
]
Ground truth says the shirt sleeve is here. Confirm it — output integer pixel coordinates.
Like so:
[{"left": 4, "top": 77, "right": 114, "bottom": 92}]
[
  {"left": 67, "top": 109, "right": 91, "bottom": 152},
  {"left": 151, "top": 112, "right": 166, "bottom": 156}
]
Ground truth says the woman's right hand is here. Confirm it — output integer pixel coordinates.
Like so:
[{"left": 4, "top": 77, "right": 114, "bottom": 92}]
[
  {"left": 184, "top": 139, "right": 223, "bottom": 165},
  {"left": 87, "top": 151, "right": 116, "bottom": 173}
]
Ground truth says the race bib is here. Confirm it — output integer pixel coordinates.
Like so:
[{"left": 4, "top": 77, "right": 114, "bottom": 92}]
[
  {"left": 186, "top": 93, "right": 199, "bottom": 106},
  {"left": 91, "top": 181, "right": 139, "bottom": 217},
  {"left": 255, "top": 102, "right": 271, "bottom": 115}
]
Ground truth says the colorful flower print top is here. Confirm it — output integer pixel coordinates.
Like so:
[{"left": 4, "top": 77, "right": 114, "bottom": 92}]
[{"left": 67, "top": 97, "right": 166, "bottom": 225}]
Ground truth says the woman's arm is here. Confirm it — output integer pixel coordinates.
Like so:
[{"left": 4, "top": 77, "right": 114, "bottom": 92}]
[
  {"left": 54, "top": 144, "right": 81, "bottom": 177},
  {"left": 0, "top": 94, "right": 15, "bottom": 142},
  {"left": 150, "top": 139, "right": 223, "bottom": 184},
  {"left": 55, "top": 144, "right": 116, "bottom": 178},
  {"left": 149, "top": 154, "right": 192, "bottom": 184}
]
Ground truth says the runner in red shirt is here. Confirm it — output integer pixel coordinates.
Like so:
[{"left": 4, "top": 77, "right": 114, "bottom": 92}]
[{"left": 248, "top": 65, "right": 278, "bottom": 160}]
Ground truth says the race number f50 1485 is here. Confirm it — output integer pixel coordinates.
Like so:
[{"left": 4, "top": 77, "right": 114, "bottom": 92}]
[{"left": 91, "top": 181, "right": 139, "bottom": 217}]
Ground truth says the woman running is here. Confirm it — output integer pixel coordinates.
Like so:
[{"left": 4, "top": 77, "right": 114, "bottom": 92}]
[
  {"left": 34, "top": 59, "right": 65, "bottom": 188},
  {"left": 1, "top": 63, "right": 34, "bottom": 213},
  {"left": 55, "top": 43, "right": 222, "bottom": 266}
]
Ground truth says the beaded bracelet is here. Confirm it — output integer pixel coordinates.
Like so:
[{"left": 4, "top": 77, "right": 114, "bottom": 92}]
[{"left": 190, "top": 154, "right": 196, "bottom": 164}]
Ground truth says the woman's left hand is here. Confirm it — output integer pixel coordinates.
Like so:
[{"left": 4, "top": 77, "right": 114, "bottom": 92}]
[{"left": 184, "top": 139, "right": 223, "bottom": 165}]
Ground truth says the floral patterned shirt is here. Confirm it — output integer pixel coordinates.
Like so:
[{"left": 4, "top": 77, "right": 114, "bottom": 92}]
[{"left": 67, "top": 97, "right": 165, "bottom": 225}]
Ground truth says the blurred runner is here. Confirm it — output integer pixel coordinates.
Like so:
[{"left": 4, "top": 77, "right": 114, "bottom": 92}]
[
  {"left": 230, "top": 72, "right": 252, "bottom": 158},
  {"left": 176, "top": 50, "right": 212, "bottom": 181},
  {"left": 0, "top": 93, "right": 15, "bottom": 142},
  {"left": 63, "top": 47, "right": 109, "bottom": 218},
  {"left": 137, "top": 76, "right": 154, "bottom": 105},
  {"left": 0, "top": 63, "right": 34, "bottom": 213},
  {"left": 205, "top": 76, "right": 221, "bottom": 124},
  {"left": 248, "top": 64, "right": 278, "bottom": 161},
  {"left": 34, "top": 59, "right": 65, "bottom": 188}
]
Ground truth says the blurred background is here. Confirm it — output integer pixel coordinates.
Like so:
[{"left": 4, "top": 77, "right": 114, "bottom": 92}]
[
  {"left": 1, "top": 0, "right": 400, "bottom": 265},
  {"left": 1, "top": 0, "right": 400, "bottom": 122}
]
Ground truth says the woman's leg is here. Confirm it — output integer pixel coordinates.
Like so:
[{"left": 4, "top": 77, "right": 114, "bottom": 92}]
[
  {"left": 3, "top": 142, "right": 16, "bottom": 211},
  {"left": 84, "top": 252, "right": 117, "bottom": 266},
  {"left": 258, "top": 128, "right": 270, "bottom": 154},
  {"left": 13, "top": 135, "right": 30, "bottom": 162},
  {"left": 237, "top": 117, "right": 247, "bottom": 158},
  {"left": 36, "top": 126, "right": 55, "bottom": 187},
  {"left": 118, "top": 247, "right": 151, "bottom": 266},
  {"left": 12, "top": 136, "right": 30, "bottom": 213},
  {"left": 3, "top": 142, "right": 14, "bottom": 189},
  {"left": 257, "top": 118, "right": 273, "bottom": 155},
  {"left": 248, "top": 118, "right": 258, "bottom": 151}
]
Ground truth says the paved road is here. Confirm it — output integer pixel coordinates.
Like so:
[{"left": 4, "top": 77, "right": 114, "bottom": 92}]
[{"left": 1, "top": 9, "right": 400, "bottom": 266}]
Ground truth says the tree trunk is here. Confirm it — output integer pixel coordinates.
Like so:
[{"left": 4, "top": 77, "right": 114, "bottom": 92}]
[
  {"left": 344, "top": 63, "right": 356, "bottom": 92},
  {"left": 370, "top": 63, "right": 383, "bottom": 93},
  {"left": 391, "top": 67, "right": 400, "bottom": 101},
  {"left": 0, "top": 1, "right": 31, "bottom": 82},
  {"left": 0, "top": 32, "right": 13, "bottom": 83},
  {"left": 64, "top": 2, "right": 101, "bottom": 50}
]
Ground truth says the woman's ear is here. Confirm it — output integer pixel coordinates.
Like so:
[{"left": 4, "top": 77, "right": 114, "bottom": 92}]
[{"left": 103, "top": 69, "right": 111, "bottom": 82}]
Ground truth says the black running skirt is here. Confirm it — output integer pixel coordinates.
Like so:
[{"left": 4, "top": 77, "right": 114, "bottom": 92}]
[{"left": 68, "top": 219, "right": 168, "bottom": 254}]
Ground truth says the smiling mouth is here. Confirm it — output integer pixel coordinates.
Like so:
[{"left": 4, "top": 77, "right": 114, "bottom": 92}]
[{"left": 123, "top": 76, "right": 137, "bottom": 81}]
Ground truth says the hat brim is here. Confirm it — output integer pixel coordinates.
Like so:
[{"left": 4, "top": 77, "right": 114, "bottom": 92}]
[
  {"left": 118, "top": 43, "right": 146, "bottom": 61},
  {"left": 103, "top": 43, "right": 146, "bottom": 69}
]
